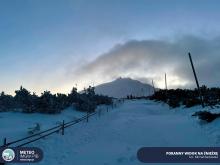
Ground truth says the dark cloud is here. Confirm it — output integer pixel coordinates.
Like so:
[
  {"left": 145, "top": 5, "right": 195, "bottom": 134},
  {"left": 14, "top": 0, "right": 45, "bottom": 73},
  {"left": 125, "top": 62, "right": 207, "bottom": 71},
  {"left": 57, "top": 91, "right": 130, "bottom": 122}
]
[{"left": 72, "top": 36, "right": 220, "bottom": 89}]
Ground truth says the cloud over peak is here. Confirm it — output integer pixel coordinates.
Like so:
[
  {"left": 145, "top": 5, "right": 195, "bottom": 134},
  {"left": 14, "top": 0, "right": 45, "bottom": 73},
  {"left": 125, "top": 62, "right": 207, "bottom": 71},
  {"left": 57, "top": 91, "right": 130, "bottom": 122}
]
[{"left": 72, "top": 36, "right": 220, "bottom": 89}]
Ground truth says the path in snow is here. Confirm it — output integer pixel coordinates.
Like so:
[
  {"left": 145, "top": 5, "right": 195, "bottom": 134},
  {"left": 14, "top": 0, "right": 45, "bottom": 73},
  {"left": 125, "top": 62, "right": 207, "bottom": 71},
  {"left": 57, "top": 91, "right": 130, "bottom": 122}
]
[{"left": 14, "top": 100, "right": 218, "bottom": 165}]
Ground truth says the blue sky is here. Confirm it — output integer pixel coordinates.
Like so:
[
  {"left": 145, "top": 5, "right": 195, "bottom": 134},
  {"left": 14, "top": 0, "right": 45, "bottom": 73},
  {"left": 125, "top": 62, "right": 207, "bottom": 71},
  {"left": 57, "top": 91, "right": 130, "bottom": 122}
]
[{"left": 1, "top": 0, "right": 220, "bottom": 94}]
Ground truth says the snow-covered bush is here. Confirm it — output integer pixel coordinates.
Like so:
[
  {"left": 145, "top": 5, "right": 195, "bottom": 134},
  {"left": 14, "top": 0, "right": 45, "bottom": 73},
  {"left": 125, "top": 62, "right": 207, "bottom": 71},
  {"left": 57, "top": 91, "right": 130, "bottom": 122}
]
[
  {"left": 0, "top": 92, "right": 15, "bottom": 112},
  {"left": 192, "top": 111, "right": 220, "bottom": 122},
  {"left": 75, "top": 94, "right": 97, "bottom": 113},
  {"left": 0, "top": 85, "right": 113, "bottom": 114},
  {"left": 14, "top": 86, "right": 35, "bottom": 113},
  {"left": 150, "top": 86, "right": 220, "bottom": 109},
  {"left": 37, "top": 91, "right": 61, "bottom": 114}
]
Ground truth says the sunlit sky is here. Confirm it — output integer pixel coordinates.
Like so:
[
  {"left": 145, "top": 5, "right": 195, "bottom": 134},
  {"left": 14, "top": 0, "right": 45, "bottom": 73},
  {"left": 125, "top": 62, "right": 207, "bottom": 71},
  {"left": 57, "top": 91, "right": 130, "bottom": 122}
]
[{"left": 1, "top": 0, "right": 220, "bottom": 94}]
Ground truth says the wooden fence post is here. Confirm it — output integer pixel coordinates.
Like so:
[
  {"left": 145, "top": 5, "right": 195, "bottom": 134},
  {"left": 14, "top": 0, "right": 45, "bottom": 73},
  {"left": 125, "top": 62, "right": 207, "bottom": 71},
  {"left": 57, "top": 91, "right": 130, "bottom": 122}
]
[
  {"left": 188, "top": 53, "right": 205, "bottom": 108},
  {"left": 3, "top": 138, "right": 6, "bottom": 147},
  {"left": 165, "top": 73, "right": 168, "bottom": 90},
  {"left": 61, "top": 120, "right": 64, "bottom": 135},
  {"left": 152, "top": 80, "right": 155, "bottom": 94},
  {"left": 165, "top": 73, "right": 169, "bottom": 104},
  {"left": 86, "top": 112, "right": 89, "bottom": 122}
]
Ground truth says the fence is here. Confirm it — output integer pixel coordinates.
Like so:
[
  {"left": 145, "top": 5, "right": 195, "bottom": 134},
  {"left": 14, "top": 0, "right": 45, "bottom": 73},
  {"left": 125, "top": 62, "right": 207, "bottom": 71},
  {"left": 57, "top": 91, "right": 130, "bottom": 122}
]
[{"left": 0, "top": 99, "right": 124, "bottom": 149}]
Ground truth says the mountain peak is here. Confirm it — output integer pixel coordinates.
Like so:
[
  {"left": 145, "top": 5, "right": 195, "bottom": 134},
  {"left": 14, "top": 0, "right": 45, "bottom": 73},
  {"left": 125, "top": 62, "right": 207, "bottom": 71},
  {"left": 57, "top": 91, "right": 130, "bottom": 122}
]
[
  {"left": 95, "top": 77, "right": 154, "bottom": 98},
  {"left": 114, "top": 77, "right": 132, "bottom": 82}
]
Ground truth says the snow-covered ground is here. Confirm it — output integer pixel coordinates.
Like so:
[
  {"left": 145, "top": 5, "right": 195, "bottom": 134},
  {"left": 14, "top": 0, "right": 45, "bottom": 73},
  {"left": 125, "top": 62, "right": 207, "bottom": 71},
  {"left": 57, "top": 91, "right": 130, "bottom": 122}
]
[
  {"left": 0, "top": 107, "right": 86, "bottom": 142},
  {"left": 1, "top": 99, "right": 220, "bottom": 165}
]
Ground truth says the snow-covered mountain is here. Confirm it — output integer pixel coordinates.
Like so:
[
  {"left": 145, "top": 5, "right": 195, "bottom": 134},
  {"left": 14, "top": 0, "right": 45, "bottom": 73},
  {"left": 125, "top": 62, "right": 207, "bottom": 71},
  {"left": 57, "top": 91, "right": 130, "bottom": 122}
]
[{"left": 95, "top": 77, "right": 154, "bottom": 98}]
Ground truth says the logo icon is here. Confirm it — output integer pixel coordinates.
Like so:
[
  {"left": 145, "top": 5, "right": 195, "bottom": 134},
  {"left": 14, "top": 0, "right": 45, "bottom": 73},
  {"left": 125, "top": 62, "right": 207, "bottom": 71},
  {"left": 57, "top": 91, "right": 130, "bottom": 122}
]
[{"left": 2, "top": 148, "right": 15, "bottom": 162}]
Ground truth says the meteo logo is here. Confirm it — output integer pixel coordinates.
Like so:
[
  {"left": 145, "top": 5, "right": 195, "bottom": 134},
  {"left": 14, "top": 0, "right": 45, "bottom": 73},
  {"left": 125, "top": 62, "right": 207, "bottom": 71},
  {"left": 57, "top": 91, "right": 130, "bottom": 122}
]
[
  {"left": 2, "top": 148, "right": 15, "bottom": 162},
  {"left": 0, "top": 147, "right": 43, "bottom": 163},
  {"left": 20, "top": 150, "right": 35, "bottom": 155}
]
